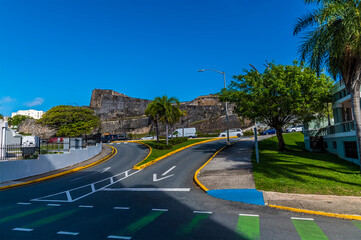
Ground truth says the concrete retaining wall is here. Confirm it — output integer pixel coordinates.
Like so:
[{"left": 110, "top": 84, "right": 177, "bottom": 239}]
[{"left": 0, "top": 144, "right": 102, "bottom": 183}]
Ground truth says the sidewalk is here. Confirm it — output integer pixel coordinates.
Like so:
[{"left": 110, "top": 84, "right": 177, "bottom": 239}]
[
  {"left": 0, "top": 144, "right": 113, "bottom": 189},
  {"left": 197, "top": 137, "right": 361, "bottom": 217}
]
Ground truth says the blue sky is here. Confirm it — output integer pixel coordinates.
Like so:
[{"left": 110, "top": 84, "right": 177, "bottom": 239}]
[{"left": 0, "top": 0, "right": 313, "bottom": 116}]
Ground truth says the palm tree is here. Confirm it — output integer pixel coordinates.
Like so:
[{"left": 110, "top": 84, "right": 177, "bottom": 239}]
[
  {"left": 145, "top": 101, "right": 161, "bottom": 142},
  {"left": 294, "top": 0, "right": 361, "bottom": 170},
  {"left": 152, "top": 96, "right": 181, "bottom": 145}
]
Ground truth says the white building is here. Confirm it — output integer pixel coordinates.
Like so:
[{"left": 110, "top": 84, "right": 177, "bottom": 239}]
[{"left": 11, "top": 110, "right": 44, "bottom": 119}]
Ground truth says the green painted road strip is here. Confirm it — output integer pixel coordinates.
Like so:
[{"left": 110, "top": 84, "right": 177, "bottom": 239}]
[
  {"left": 23, "top": 209, "right": 79, "bottom": 229},
  {"left": 292, "top": 217, "right": 329, "bottom": 240},
  {"left": 114, "top": 211, "right": 164, "bottom": 236},
  {"left": 0, "top": 207, "right": 49, "bottom": 224},
  {"left": 352, "top": 220, "right": 361, "bottom": 230},
  {"left": 175, "top": 213, "right": 210, "bottom": 237},
  {"left": 236, "top": 214, "right": 260, "bottom": 240}
]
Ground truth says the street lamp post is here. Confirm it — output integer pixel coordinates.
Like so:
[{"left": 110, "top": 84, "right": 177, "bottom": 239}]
[{"left": 198, "top": 69, "right": 230, "bottom": 146}]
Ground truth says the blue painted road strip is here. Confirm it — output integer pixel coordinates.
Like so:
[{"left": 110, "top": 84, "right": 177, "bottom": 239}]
[{"left": 207, "top": 189, "right": 265, "bottom": 205}]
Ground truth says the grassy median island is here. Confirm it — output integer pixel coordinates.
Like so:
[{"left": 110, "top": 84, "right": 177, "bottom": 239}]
[
  {"left": 252, "top": 132, "right": 361, "bottom": 196},
  {"left": 135, "top": 138, "right": 212, "bottom": 167}
]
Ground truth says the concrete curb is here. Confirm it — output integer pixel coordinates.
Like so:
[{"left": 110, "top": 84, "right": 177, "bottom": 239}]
[
  {"left": 133, "top": 138, "right": 225, "bottom": 170},
  {"left": 269, "top": 205, "right": 361, "bottom": 221},
  {"left": 0, "top": 145, "right": 117, "bottom": 191},
  {"left": 192, "top": 138, "right": 361, "bottom": 220}
]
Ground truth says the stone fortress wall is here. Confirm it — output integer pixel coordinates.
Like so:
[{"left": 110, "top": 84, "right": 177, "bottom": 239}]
[{"left": 91, "top": 89, "right": 250, "bottom": 135}]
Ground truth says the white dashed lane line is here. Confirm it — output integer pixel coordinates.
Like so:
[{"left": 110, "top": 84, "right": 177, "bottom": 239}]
[
  {"left": 152, "top": 208, "right": 168, "bottom": 212},
  {"left": 113, "top": 207, "right": 130, "bottom": 210},
  {"left": 291, "top": 217, "right": 314, "bottom": 221},
  {"left": 107, "top": 235, "right": 132, "bottom": 239},
  {"left": 193, "top": 211, "right": 212, "bottom": 214},
  {"left": 17, "top": 202, "right": 31, "bottom": 205},
  {"left": 47, "top": 204, "right": 61, "bottom": 207},
  {"left": 78, "top": 205, "right": 94, "bottom": 208},
  {"left": 57, "top": 231, "right": 79, "bottom": 235},
  {"left": 12, "top": 228, "right": 33, "bottom": 232}
]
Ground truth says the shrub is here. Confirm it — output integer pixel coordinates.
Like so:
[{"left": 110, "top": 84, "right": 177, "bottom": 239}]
[
  {"left": 153, "top": 143, "right": 173, "bottom": 150},
  {"left": 169, "top": 137, "right": 188, "bottom": 145},
  {"left": 243, "top": 130, "right": 254, "bottom": 136}
]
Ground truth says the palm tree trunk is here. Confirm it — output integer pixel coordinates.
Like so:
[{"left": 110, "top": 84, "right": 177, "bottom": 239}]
[
  {"left": 276, "top": 128, "right": 285, "bottom": 151},
  {"left": 166, "top": 123, "right": 169, "bottom": 145},
  {"left": 350, "top": 84, "right": 361, "bottom": 171}
]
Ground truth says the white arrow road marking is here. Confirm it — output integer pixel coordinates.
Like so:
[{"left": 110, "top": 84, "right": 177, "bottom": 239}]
[
  {"left": 161, "top": 166, "right": 176, "bottom": 176},
  {"left": 153, "top": 166, "right": 176, "bottom": 182}
]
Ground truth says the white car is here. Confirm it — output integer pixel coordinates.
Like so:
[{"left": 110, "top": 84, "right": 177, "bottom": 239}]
[
  {"left": 286, "top": 125, "right": 303, "bottom": 133},
  {"left": 140, "top": 136, "right": 155, "bottom": 140},
  {"left": 218, "top": 129, "right": 243, "bottom": 138}
]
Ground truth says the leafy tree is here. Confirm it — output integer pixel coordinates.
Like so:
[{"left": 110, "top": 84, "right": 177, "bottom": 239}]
[
  {"left": 8, "top": 115, "right": 33, "bottom": 127},
  {"left": 294, "top": 0, "right": 361, "bottom": 168},
  {"left": 0, "top": 114, "right": 3, "bottom": 120},
  {"left": 220, "top": 61, "right": 333, "bottom": 151},
  {"left": 37, "top": 105, "right": 100, "bottom": 137}
]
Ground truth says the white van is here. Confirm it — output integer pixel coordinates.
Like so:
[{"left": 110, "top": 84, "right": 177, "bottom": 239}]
[
  {"left": 170, "top": 128, "right": 197, "bottom": 138},
  {"left": 218, "top": 129, "right": 243, "bottom": 138}
]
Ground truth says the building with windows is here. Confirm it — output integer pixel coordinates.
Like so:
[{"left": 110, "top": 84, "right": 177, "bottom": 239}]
[
  {"left": 304, "top": 83, "right": 360, "bottom": 166},
  {"left": 11, "top": 110, "right": 44, "bottom": 120}
]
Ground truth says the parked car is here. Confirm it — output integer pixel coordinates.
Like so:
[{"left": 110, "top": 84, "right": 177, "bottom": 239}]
[
  {"left": 286, "top": 125, "right": 304, "bottom": 133},
  {"left": 140, "top": 135, "right": 155, "bottom": 140},
  {"left": 218, "top": 129, "right": 243, "bottom": 138},
  {"left": 261, "top": 129, "right": 276, "bottom": 135}
]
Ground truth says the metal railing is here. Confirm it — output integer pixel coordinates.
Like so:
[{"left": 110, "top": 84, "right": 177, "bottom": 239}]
[
  {"left": 307, "top": 121, "right": 355, "bottom": 137},
  {"left": 0, "top": 135, "right": 100, "bottom": 161}
]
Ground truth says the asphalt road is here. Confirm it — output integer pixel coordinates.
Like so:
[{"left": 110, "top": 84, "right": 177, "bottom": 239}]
[{"left": 0, "top": 139, "right": 361, "bottom": 239}]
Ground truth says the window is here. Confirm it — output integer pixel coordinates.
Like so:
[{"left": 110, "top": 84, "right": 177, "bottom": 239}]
[
  {"left": 333, "top": 141, "right": 337, "bottom": 149},
  {"left": 344, "top": 141, "right": 358, "bottom": 159}
]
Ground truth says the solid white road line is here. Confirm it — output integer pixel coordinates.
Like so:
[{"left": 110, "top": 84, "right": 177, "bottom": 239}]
[
  {"left": 102, "top": 188, "right": 190, "bottom": 192},
  {"left": 12, "top": 228, "right": 33, "bottom": 232},
  {"left": 57, "top": 231, "right": 79, "bottom": 235},
  {"left": 152, "top": 208, "right": 168, "bottom": 212},
  {"left": 193, "top": 211, "right": 212, "bottom": 214},
  {"left": 113, "top": 207, "right": 130, "bottom": 210},
  {"left": 78, "top": 205, "right": 94, "bottom": 208},
  {"left": 107, "top": 235, "right": 132, "bottom": 239},
  {"left": 47, "top": 204, "right": 61, "bottom": 207},
  {"left": 291, "top": 217, "right": 314, "bottom": 221},
  {"left": 17, "top": 202, "right": 31, "bottom": 205},
  {"left": 239, "top": 213, "right": 259, "bottom": 217}
]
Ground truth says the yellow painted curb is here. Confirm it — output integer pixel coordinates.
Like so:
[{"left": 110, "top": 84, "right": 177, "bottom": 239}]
[
  {"left": 194, "top": 145, "right": 227, "bottom": 192},
  {"left": 193, "top": 137, "right": 254, "bottom": 192},
  {"left": 0, "top": 145, "right": 117, "bottom": 191},
  {"left": 133, "top": 138, "right": 224, "bottom": 170},
  {"left": 269, "top": 205, "right": 361, "bottom": 221}
]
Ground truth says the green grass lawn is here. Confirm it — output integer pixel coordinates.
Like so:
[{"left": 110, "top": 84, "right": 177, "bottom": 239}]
[
  {"left": 135, "top": 138, "right": 212, "bottom": 167},
  {"left": 252, "top": 132, "right": 361, "bottom": 196}
]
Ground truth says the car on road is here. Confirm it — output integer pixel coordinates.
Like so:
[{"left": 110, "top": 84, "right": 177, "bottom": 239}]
[
  {"left": 261, "top": 129, "right": 276, "bottom": 135},
  {"left": 140, "top": 135, "right": 155, "bottom": 140},
  {"left": 218, "top": 129, "right": 243, "bottom": 137},
  {"left": 286, "top": 125, "right": 303, "bottom": 133}
]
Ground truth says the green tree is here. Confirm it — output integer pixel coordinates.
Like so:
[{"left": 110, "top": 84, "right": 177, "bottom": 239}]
[
  {"left": 294, "top": 0, "right": 361, "bottom": 168},
  {"left": 151, "top": 96, "right": 181, "bottom": 145},
  {"left": 8, "top": 115, "right": 33, "bottom": 127},
  {"left": 37, "top": 105, "right": 100, "bottom": 137},
  {"left": 0, "top": 114, "right": 3, "bottom": 120},
  {"left": 220, "top": 62, "right": 333, "bottom": 151}
]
